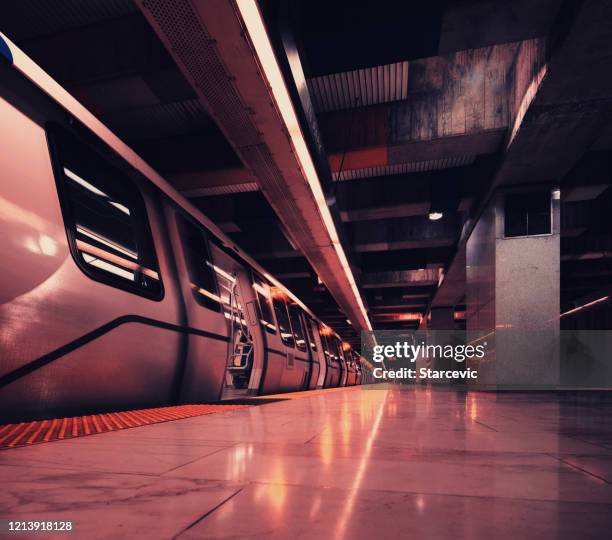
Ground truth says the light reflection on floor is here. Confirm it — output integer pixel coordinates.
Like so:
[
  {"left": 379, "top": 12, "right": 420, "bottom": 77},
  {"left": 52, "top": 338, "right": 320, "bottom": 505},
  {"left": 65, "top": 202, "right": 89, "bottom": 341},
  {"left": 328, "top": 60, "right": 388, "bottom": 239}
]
[{"left": 2, "top": 385, "right": 612, "bottom": 539}]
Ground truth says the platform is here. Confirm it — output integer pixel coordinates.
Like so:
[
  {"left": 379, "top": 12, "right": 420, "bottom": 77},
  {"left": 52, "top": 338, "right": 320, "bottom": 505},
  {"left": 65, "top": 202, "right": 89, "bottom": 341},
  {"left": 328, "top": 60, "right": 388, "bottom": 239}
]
[{"left": 2, "top": 385, "right": 612, "bottom": 538}]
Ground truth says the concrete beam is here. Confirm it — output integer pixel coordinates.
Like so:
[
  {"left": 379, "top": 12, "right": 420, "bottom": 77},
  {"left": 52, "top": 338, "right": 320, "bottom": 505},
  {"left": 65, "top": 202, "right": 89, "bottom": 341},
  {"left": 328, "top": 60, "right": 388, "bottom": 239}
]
[
  {"left": 353, "top": 238, "right": 455, "bottom": 253},
  {"left": 327, "top": 130, "right": 505, "bottom": 173},
  {"left": 431, "top": 244, "right": 466, "bottom": 308},
  {"left": 335, "top": 160, "right": 489, "bottom": 218},
  {"left": 137, "top": 0, "right": 371, "bottom": 332},
  {"left": 370, "top": 304, "right": 427, "bottom": 311},
  {"left": 362, "top": 269, "right": 441, "bottom": 289},
  {"left": 253, "top": 250, "right": 303, "bottom": 260},
  {"left": 340, "top": 202, "right": 431, "bottom": 222},
  {"left": 316, "top": 41, "right": 523, "bottom": 173},
  {"left": 439, "top": 0, "right": 559, "bottom": 54},
  {"left": 274, "top": 272, "right": 312, "bottom": 280},
  {"left": 348, "top": 214, "right": 459, "bottom": 253},
  {"left": 372, "top": 313, "right": 424, "bottom": 322},
  {"left": 493, "top": 5, "right": 612, "bottom": 190},
  {"left": 561, "top": 251, "right": 612, "bottom": 262},
  {"left": 171, "top": 168, "right": 258, "bottom": 196},
  {"left": 431, "top": 2, "right": 612, "bottom": 310}
]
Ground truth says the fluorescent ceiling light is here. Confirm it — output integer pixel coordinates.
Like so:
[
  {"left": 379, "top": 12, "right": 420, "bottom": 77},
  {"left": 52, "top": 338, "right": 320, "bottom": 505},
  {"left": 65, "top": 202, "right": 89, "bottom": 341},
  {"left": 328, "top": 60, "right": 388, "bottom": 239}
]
[
  {"left": 429, "top": 212, "right": 443, "bottom": 221},
  {"left": 236, "top": 0, "right": 371, "bottom": 331}
]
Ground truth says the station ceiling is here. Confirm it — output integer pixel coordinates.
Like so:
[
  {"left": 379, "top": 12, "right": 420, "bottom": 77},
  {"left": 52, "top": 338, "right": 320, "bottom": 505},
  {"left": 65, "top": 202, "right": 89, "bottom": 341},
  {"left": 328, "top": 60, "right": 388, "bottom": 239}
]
[{"left": 3, "top": 0, "right": 612, "bottom": 346}]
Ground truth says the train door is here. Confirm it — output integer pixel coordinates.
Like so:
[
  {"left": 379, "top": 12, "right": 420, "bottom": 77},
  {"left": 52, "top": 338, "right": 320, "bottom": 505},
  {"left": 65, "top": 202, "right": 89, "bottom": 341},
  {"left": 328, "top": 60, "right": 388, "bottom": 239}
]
[
  {"left": 337, "top": 339, "right": 349, "bottom": 387},
  {"left": 355, "top": 353, "right": 363, "bottom": 385},
  {"left": 251, "top": 275, "right": 277, "bottom": 393},
  {"left": 347, "top": 350, "right": 356, "bottom": 386},
  {"left": 330, "top": 336, "right": 342, "bottom": 387},
  {"left": 165, "top": 209, "right": 229, "bottom": 403},
  {"left": 320, "top": 329, "right": 340, "bottom": 387},
  {"left": 208, "top": 245, "right": 265, "bottom": 399},
  {"left": 332, "top": 338, "right": 346, "bottom": 387},
  {"left": 288, "top": 304, "right": 312, "bottom": 390},
  {"left": 270, "top": 292, "right": 304, "bottom": 392},
  {"left": 303, "top": 315, "right": 321, "bottom": 389},
  {"left": 311, "top": 320, "right": 327, "bottom": 389}
]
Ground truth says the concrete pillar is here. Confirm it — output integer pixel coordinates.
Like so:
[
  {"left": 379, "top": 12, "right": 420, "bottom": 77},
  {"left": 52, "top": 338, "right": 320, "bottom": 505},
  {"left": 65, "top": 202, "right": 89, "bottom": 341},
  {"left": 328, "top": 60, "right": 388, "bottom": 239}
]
[
  {"left": 466, "top": 188, "right": 560, "bottom": 389},
  {"left": 429, "top": 307, "right": 455, "bottom": 330},
  {"left": 421, "top": 307, "right": 457, "bottom": 385}
]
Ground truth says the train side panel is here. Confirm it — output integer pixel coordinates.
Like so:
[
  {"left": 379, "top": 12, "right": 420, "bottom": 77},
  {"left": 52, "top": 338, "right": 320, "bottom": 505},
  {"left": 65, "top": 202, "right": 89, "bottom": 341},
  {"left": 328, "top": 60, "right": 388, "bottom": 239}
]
[
  {"left": 163, "top": 205, "right": 229, "bottom": 403},
  {"left": 0, "top": 93, "right": 183, "bottom": 421}
]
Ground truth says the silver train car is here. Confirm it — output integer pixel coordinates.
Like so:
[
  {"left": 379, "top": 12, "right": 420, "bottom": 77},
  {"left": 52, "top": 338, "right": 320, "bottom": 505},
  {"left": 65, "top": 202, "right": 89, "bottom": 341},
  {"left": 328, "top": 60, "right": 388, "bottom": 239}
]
[{"left": 0, "top": 33, "right": 371, "bottom": 422}]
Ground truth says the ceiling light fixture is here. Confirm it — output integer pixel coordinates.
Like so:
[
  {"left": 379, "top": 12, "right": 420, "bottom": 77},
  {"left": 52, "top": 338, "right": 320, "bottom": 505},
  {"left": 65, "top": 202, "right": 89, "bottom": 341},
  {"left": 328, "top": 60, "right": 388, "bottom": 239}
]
[
  {"left": 429, "top": 212, "right": 443, "bottom": 221},
  {"left": 236, "top": 0, "right": 372, "bottom": 332}
]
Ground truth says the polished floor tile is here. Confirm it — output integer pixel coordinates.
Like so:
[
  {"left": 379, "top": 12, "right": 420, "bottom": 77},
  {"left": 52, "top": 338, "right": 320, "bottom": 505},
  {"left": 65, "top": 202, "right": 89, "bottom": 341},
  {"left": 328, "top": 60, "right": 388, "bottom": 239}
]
[
  {"left": 177, "top": 483, "right": 612, "bottom": 540},
  {"left": 0, "top": 466, "right": 243, "bottom": 540},
  {"left": 1, "top": 385, "right": 612, "bottom": 539}
]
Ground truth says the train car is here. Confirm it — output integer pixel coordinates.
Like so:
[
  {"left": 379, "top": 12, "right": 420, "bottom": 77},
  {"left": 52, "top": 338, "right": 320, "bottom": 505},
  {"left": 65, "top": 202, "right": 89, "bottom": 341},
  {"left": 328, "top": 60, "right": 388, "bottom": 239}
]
[
  {"left": 346, "top": 350, "right": 359, "bottom": 386},
  {"left": 0, "top": 32, "right": 362, "bottom": 423},
  {"left": 359, "top": 356, "right": 376, "bottom": 385},
  {"left": 355, "top": 354, "right": 363, "bottom": 386}
]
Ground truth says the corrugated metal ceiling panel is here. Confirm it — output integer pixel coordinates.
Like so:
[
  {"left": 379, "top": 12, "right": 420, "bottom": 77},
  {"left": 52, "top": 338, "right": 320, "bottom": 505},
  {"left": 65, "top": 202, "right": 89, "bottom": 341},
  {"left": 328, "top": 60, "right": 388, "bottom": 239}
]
[
  {"left": 104, "top": 99, "right": 213, "bottom": 141},
  {"left": 307, "top": 61, "right": 409, "bottom": 113},
  {"left": 2, "top": 0, "right": 136, "bottom": 41},
  {"left": 333, "top": 156, "right": 476, "bottom": 181},
  {"left": 181, "top": 182, "right": 260, "bottom": 197}
]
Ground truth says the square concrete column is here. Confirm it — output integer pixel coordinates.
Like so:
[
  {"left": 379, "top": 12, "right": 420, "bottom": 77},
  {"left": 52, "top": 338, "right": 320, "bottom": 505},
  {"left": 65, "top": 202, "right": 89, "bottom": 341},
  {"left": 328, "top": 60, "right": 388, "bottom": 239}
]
[
  {"left": 429, "top": 307, "right": 455, "bottom": 330},
  {"left": 421, "top": 307, "right": 457, "bottom": 385},
  {"left": 466, "top": 188, "right": 560, "bottom": 389}
]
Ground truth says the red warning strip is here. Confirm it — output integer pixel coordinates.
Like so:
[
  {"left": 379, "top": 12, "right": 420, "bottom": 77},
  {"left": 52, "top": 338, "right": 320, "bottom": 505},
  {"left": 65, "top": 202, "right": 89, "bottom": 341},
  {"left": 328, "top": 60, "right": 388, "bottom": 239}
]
[{"left": 0, "top": 404, "right": 248, "bottom": 450}]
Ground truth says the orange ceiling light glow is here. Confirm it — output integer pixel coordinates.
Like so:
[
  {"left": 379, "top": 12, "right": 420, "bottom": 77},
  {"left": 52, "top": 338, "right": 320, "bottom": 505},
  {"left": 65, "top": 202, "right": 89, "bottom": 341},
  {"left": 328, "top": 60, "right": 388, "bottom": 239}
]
[
  {"left": 341, "top": 342, "right": 352, "bottom": 352},
  {"left": 399, "top": 313, "right": 423, "bottom": 321},
  {"left": 320, "top": 325, "right": 334, "bottom": 337},
  {"left": 235, "top": 0, "right": 372, "bottom": 332},
  {"left": 269, "top": 287, "right": 288, "bottom": 301}
]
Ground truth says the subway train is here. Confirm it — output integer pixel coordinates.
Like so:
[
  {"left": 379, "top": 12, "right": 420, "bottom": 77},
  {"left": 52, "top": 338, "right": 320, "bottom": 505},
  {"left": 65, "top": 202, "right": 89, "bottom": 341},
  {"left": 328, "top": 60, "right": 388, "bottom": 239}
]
[{"left": 0, "top": 33, "right": 372, "bottom": 423}]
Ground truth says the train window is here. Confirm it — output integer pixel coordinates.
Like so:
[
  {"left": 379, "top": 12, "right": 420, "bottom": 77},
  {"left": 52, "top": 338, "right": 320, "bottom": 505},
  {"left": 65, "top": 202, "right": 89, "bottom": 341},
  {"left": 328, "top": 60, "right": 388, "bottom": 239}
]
[
  {"left": 325, "top": 336, "right": 334, "bottom": 363},
  {"left": 330, "top": 341, "right": 338, "bottom": 364},
  {"left": 272, "top": 295, "right": 295, "bottom": 348},
  {"left": 332, "top": 338, "right": 342, "bottom": 364},
  {"left": 304, "top": 316, "right": 317, "bottom": 352},
  {"left": 253, "top": 279, "right": 276, "bottom": 334},
  {"left": 176, "top": 214, "right": 220, "bottom": 311},
  {"left": 48, "top": 126, "right": 162, "bottom": 299},
  {"left": 288, "top": 305, "right": 307, "bottom": 352}
]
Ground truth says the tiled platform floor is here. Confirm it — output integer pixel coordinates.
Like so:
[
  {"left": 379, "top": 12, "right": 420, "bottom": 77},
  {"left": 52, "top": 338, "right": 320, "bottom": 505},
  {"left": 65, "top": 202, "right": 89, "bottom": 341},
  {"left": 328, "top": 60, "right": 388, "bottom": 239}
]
[{"left": 2, "top": 385, "right": 612, "bottom": 539}]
